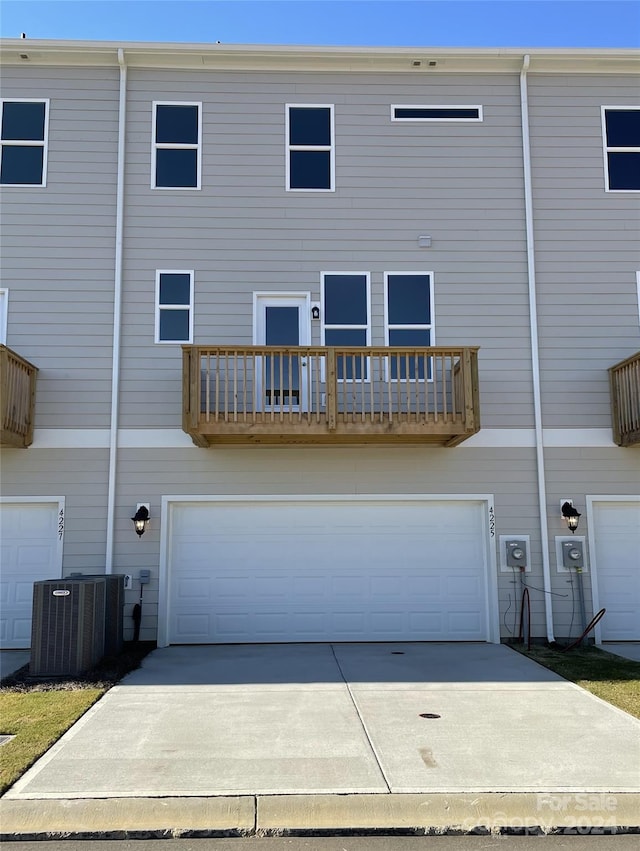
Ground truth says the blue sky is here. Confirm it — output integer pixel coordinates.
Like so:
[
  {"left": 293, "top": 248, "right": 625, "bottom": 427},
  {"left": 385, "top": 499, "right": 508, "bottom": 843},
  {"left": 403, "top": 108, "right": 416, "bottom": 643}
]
[{"left": 1, "top": 0, "right": 639, "bottom": 47}]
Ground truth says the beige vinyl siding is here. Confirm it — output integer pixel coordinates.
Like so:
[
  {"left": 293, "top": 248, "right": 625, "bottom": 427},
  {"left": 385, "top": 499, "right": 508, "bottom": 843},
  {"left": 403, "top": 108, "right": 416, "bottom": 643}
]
[
  {"left": 529, "top": 75, "right": 640, "bottom": 430},
  {"left": 119, "top": 69, "right": 531, "bottom": 430},
  {"left": 0, "top": 449, "right": 109, "bottom": 574},
  {"left": 111, "top": 444, "right": 540, "bottom": 641},
  {"left": 0, "top": 66, "right": 119, "bottom": 428}
]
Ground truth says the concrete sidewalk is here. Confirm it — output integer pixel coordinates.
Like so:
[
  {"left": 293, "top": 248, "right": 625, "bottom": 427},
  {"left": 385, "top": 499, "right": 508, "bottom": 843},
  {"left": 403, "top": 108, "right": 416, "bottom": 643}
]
[{"left": 1, "top": 643, "right": 639, "bottom": 837}]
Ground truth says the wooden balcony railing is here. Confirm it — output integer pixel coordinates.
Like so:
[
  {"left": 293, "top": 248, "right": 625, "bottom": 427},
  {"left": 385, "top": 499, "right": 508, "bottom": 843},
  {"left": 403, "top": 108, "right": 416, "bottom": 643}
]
[
  {"left": 0, "top": 345, "right": 38, "bottom": 448},
  {"left": 609, "top": 351, "right": 640, "bottom": 447},
  {"left": 183, "top": 346, "right": 480, "bottom": 446}
]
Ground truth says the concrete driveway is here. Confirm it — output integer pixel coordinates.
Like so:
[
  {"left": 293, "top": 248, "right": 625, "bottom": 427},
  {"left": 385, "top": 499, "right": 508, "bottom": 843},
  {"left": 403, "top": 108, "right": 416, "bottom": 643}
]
[{"left": 5, "top": 642, "right": 640, "bottom": 799}]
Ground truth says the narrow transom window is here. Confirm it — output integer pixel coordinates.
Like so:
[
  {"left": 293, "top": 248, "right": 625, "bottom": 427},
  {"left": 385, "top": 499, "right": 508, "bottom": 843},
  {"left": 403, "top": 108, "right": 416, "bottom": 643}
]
[
  {"left": 322, "top": 273, "right": 370, "bottom": 379},
  {"left": 155, "top": 271, "right": 194, "bottom": 343},
  {"left": 0, "top": 99, "right": 49, "bottom": 186},
  {"left": 286, "top": 105, "right": 334, "bottom": 191},
  {"left": 152, "top": 103, "right": 201, "bottom": 189},
  {"left": 385, "top": 273, "right": 434, "bottom": 380},
  {"left": 391, "top": 105, "right": 482, "bottom": 122},
  {"left": 602, "top": 107, "right": 640, "bottom": 192}
]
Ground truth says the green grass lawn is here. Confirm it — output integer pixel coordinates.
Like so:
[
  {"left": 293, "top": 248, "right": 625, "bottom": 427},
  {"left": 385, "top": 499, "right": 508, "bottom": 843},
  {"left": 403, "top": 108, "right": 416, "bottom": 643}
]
[
  {"left": 0, "top": 642, "right": 154, "bottom": 796},
  {"left": 513, "top": 643, "right": 640, "bottom": 719},
  {"left": 0, "top": 688, "right": 105, "bottom": 794}
]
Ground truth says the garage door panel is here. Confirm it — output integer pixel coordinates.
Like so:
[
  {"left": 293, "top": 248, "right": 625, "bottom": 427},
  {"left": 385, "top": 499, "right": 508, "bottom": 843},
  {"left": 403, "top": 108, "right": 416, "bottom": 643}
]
[
  {"left": 168, "top": 499, "right": 490, "bottom": 644},
  {"left": 0, "top": 503, "right": 62, "bottom": 649},
  {"left": 593, "top": 501, "right": 640, "bottom": 642}
]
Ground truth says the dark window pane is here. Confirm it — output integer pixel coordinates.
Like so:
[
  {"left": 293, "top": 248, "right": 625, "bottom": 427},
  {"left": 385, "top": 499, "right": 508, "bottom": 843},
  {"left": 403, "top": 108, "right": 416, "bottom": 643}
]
[
  {"left": 387, "top": 274, "right": 431, "bottom": 324},
  {"left": 159, "top": 273, "right": 191, "bottom": 305},
  {"left": 605, "top": 110, "right": 640, "bottom": 148},
  {"left": 324, "top": 275, "right": 367, "bottom": 325},
  {"left": 0, "top": 145, "right": 43, "bottom": 184},
  {"left": 265, "top": 306, "right": 299, "bottom": 345},
  {"left": 159, "top": 309, "right": 189, "bottom": 341},
  {"left": 265, "top": 356, "right": 300, "bottom": 392},
  {"left": 156, "top": 148, "right": 198, "bottom": 187},
  {"left": 389, "top": 329, "right": 431, "bottom": 347},
  {"left": 289, "top": 150, "right": 331, "bottom": 189},
  {"left": 325, "top": 328, "right": 367, "bottom": 379},
  {"left": 289, "top": 107, "right": 331, "bottom": 146},
  {"left": 389, "top": 330, "right": 431, "bottom": 379},
  {"left": 394, "top": 107, "right": 479, "bottom": 120},
  {"left": 608, "top": 152, "right": 640, "bottom": 190},
  {"left": 156, "top": 105, "right": 199, "bottom": 144},
  {"left": 1, "top": 102, "right": 45, "bottom": 141}
]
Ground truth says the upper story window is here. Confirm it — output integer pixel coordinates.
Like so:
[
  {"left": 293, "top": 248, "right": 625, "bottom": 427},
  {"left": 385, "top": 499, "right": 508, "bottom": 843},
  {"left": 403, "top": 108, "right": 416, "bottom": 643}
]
[
  {"left": 391, "top": 105, "right": 482, "bottom": 122},
  {"left": 322, "top": 272, "right": 370, "bottom": 378},
  {"left": 152, "top": 102, "right": 201, "bottom": 189},
  {"left": 0, "top": 99, "right": 49, "bottom": 186},
  {"left": 155, "top": 271, "right": 194, "bottom": 343},
  {"left": 286, "top": 105, "right": 335, "bottom": 191},
  {"left": 384, "top": 273, "right": 434, "bottom": 379},
  {"left": 602, "top": 107, "right": 640, "bottom": 192}
]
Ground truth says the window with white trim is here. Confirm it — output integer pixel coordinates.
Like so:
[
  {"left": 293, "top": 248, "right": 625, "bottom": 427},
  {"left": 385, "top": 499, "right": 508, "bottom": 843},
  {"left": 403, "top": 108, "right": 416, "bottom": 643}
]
[
  {"left": 0, "top": 99, "right": 48, "bottom": 186},
  {"left": 384, "top": 273, "right": 434, "bottom": 379},
  {"left": 155, "top": 271, "right": 194, "bottom": 343},
  {"left": 0, "top": 289, "right": 8, "bottom": 345},
  {"left": 391, "top": 105, "right": 482, "bottom": 122},
  {"left": 602, "top": 107, "right": 640, "bottom": 192},
  {"left": 286, "top": 105, "right": 334, "bottom": 191},
  {"left": 322, "top": 273, "right": 370, "bottom": 378},
  {"left": 152, "top": 102, "right": 201, "bottom": 189}
]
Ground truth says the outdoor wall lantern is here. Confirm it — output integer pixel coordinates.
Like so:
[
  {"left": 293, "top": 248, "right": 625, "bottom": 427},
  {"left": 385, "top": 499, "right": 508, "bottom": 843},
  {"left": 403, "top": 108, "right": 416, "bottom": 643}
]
[
  {"left": 132, "top": 504, "right": 150, "bottom": 537},
  {"left": 311, "top": 305, "right": 320, "bottom": 320},
  {"left": 561, "top": 500, "right": 581, "bottom": 533}
]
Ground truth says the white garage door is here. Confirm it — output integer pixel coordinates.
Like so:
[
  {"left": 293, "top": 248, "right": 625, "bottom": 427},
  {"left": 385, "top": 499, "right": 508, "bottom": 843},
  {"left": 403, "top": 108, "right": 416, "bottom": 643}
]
[
  {"left": 167, "top": 498, "right": 491, "bottom": 644},
  {"left": 592, "top": 500, "right": 640, "bottom": 642},
  {"left": 0, "top": 502, "right": 63, "bottom": 648}
]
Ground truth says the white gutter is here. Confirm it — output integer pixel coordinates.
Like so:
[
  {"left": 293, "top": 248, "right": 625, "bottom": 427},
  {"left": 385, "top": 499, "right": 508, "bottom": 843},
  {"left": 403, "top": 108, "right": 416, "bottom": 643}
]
[
  {"left": 520, "top": 54, "right": 555, "bottom": 643},
  {"left": 105, "top": 48, "right": 127, "bottom": 573}
]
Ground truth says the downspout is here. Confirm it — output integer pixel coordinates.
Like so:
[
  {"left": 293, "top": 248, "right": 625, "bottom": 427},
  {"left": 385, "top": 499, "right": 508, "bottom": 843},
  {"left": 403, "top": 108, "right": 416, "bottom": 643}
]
[
  {"left": 520, "top": 54, "right": 555, "bottom": 642},
  {"left": 105, "top": 48, "right": 127, "bottom": 574}
]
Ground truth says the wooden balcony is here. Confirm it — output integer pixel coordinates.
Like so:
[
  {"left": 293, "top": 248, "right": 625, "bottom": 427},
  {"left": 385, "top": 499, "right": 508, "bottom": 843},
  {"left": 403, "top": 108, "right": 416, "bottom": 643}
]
[
  {"left": 609, "top": 351, "right": 640, "bottom": 447},
  {"left": 0, "top": 345, "right": 38, "bottom": 448},
  {"left": 183, "top": 345, "right": 480, "bottom": 446}
]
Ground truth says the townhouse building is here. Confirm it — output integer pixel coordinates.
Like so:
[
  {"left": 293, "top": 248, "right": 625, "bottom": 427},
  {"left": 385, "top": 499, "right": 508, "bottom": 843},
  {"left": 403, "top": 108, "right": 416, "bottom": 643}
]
[{"left": 1, "top": 40, "right": 638, "bottom": 650}]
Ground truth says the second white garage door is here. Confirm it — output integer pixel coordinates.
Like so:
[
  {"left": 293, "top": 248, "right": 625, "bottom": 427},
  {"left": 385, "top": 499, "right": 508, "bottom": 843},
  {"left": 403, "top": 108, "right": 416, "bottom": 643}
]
[{"left": 166, "top": 498, "right": 492, "bottom": 644}]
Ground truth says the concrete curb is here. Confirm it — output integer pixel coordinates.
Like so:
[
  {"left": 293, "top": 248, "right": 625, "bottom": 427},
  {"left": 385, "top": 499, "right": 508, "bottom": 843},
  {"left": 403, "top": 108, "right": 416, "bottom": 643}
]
[{"left": 1, "top": 793, "right": 639, "bottom": 839}]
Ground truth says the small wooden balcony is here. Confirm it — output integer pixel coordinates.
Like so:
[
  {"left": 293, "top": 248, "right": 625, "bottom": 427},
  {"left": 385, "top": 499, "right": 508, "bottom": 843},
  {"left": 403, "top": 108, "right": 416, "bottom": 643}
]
[
  {"left": 183, "top": 345, "right": 480, "bottom": 446},
  {"left": 609, "top": 351, "right": 640, "bottom": 447},
  {"left": 0, "top": 345, "right": 38, "bottom": 448}
]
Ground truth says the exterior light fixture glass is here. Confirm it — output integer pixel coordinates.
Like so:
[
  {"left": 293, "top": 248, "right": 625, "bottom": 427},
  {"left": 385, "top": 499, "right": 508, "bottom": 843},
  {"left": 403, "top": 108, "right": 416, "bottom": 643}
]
[
  {"left": 132, "top": 505, "right": 150, "bottom": 537},
  {"left": 561, "top": 501, "right": 581, "bottom": 533}
]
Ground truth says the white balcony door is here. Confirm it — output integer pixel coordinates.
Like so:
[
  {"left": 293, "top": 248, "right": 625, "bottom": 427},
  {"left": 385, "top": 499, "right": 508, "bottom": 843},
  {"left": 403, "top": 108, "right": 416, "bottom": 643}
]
[{"left": 254, "top": 293, "right": 310, "bottom": 411}]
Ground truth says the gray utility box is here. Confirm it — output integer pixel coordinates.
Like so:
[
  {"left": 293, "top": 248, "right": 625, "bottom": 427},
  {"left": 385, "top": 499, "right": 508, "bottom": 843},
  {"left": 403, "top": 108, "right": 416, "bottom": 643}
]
[{"left": 30, "top": 578, "right": 107, "bottom": 677}]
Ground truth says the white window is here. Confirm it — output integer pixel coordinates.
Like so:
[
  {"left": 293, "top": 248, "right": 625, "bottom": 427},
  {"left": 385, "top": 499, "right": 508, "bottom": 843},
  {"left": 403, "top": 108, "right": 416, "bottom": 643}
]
[
  {"left": 286, "top": 105, "right": 335, "bottom": 191},
  {"left": 391, "top": 105, "right": 482, "bottom": 122},
  {"left": 321, "top": 272, "right": 370, "bottom": 379},
  {"left": 152, "top": 102, "right": 201, "bottom": 189},
  {"left": 384, "top": 272, "right": 434, "bottom": 380},
  {"left": 0, "top": 289, "right": 8, "bottom": 344},
  {"left": 0, "top": 99, "right": 49, "bottom": 186},
  {"left": 601, "top": 107, "right": 640, "bottom": 192},
  {"left": 155, "top": 271, "right": 194, "bottom": 343}
]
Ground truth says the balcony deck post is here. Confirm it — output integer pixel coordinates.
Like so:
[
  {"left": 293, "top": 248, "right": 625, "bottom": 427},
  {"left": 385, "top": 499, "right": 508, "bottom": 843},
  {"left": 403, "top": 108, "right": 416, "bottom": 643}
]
[{"left": 327, "top": 348, "right": 337, "bottom": 431}]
